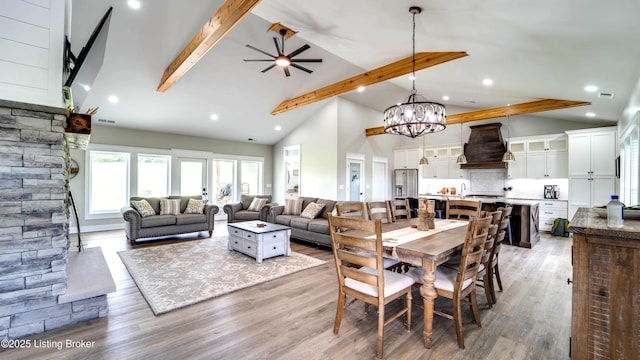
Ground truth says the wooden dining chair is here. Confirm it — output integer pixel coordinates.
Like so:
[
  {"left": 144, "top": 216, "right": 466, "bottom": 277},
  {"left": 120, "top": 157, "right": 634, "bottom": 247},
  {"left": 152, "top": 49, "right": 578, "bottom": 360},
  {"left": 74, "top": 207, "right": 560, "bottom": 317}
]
[
  {"left": 487, "top": 206, "right": 512, "bottom": 303},
  {"left": 388, "top": 199, "right": 411, "bottom": 221},
  {"left": 336, "top": 202, "right": 400, "bottom": 271},
  {"left": 328, "top": 215, "right": 415, "bottom": 359},
  {"left": 366, "top": 201, "right": 393, "bottom": 223},
  {"left": 408, "top": 215, "right": 492, "bottom": 349},
  {"left": 446, "top": 199, "right": 482, "bottom": 220},
  {"left": 335, "top": 202, "right": 366, "bottom": 219}
]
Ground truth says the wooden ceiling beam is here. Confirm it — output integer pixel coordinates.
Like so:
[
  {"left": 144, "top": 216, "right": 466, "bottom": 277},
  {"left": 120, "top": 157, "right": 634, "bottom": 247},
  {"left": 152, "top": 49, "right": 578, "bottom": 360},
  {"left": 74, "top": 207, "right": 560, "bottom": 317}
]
[
  {"left": 364, "top": 99, "right": 591, "bottom": 136},
  {"left": 270, "top": 51, "right": 468, "bottom": 115},
  {"left": 157, "top": 0, "right": 262, "bottom": 93}
]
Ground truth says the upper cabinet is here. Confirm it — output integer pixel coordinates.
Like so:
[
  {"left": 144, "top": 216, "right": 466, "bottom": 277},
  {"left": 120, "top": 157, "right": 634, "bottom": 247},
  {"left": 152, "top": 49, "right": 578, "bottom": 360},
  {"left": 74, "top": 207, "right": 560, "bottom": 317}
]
[
  {"left": 421, "top": 146, "right": 467, "bottom": 179},
  {"left": 507, "top": 134, "right": 568, "bottom": 179},
  {"left": 567, "top": 129, "right": 617, "bottom": 177},
  {"left": 393, "top": 148, "right": 420, "bottom": 169}
]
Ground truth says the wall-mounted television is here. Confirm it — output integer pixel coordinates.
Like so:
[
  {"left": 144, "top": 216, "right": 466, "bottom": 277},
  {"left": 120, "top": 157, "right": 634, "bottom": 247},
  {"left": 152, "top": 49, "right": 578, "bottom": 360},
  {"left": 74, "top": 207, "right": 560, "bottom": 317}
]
[{"left": 64, "top": 6, "right": 113, "bottom": 110}]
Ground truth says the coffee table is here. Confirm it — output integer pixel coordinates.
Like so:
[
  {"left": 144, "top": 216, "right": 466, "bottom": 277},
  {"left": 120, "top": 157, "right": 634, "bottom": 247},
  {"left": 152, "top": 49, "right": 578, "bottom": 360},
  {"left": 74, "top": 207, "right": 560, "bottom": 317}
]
[{"left": 227, "top": 221, "right": 292, "bottom": 263}]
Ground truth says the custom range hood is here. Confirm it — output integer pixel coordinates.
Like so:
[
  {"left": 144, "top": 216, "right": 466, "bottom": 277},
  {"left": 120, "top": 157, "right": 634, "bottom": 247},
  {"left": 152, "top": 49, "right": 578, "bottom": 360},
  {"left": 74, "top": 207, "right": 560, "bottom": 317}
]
[{"left": 460, "top": 123, "right": 508, "bottom": 169}]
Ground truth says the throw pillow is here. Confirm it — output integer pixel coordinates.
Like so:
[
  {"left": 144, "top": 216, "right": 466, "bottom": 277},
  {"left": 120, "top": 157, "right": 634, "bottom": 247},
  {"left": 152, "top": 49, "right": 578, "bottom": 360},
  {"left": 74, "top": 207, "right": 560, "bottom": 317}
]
[
  {"left": 300, "top": 202, "right": 325, "bottom": 219},
  {"left": 160, "top": 198, "right": 181, "bottom": 215},
  {"left": 284, "top": 198, "right": 304, "bottom": 215},
  {"left": 247, "top": 197, "right": 268, "bottom": 212},
  {"left": 184, "top": 198, "right": 207, "bottom": 214},
  {"left": 131, "top": 199, "right": 156, "bottom": 218}
]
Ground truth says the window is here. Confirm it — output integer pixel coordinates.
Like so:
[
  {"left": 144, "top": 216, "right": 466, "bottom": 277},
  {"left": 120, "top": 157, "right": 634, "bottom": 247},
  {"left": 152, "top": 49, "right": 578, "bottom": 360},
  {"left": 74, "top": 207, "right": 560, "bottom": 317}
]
[
  {"left": 88, "top": 151, "right": 129, "bottom": 214},
  {"left": 137, "top": 154, "right": 170, "bottom": 197},
  {"left": 240, "top": 160, "right": 262, "bottom": 195}
]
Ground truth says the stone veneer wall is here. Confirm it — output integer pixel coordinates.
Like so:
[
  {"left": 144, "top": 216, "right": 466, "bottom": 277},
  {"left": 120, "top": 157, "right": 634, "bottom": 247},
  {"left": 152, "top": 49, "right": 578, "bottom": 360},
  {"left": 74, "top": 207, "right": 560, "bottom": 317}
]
[{"left": 0, "top": 100, "right": 107, "bottom": 340}]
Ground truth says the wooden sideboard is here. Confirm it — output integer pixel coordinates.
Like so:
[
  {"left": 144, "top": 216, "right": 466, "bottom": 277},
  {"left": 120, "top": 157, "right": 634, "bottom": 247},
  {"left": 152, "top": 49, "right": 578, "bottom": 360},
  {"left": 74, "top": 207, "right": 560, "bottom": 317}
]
[{"left": 569, "top": 208, "right": 640, "bottom": 359}]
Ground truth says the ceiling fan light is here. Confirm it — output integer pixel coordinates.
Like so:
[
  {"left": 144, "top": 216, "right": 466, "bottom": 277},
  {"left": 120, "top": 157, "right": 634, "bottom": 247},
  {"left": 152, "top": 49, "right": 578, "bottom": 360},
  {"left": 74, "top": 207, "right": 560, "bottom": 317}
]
[{"left": 275, "top": 56, "right": 290, "bottom": 67}]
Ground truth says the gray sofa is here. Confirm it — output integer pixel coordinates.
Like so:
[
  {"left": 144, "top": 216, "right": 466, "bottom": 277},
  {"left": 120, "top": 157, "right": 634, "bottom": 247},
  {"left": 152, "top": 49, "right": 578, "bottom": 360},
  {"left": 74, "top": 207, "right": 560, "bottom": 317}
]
[
  {"left": 223, "top": 194, "right": 275, "bottom": 223},
  {"left": 121, "top": 195, "right": 219, "bottom": 244},
  {"left": 268, "top": 197, "right": 363, "bottom": 247}
]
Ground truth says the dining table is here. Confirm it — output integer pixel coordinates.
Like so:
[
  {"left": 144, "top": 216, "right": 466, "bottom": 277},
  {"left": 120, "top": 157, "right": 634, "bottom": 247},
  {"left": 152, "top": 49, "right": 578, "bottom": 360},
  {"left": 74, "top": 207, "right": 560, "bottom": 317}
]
[{"left": 377, "top": 218, "right": 470, "bottom": 349}]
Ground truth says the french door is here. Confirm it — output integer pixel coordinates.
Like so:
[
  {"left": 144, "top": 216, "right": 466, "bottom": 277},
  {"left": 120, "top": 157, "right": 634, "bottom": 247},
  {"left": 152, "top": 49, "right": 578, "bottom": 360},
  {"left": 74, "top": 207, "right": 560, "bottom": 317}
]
[{"left": 178, "top": 158, "right": 207, "bottom": 197}]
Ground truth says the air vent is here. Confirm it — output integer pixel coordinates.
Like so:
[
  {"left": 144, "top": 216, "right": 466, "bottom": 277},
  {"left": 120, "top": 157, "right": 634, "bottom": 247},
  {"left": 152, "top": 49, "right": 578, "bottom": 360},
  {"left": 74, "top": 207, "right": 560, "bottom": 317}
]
[
  {"left": 97, "top": 119, "right": 116, "bottom": 124},
  {"left": 598, "top": 92, "right": 614, "bottom": 99}
]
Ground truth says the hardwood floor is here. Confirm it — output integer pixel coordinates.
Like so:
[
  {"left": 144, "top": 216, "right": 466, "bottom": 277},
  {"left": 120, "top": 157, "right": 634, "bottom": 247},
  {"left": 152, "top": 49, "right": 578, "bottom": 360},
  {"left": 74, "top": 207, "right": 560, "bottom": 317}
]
[{"left": 1, "top": 223, "right": 573, "bottom": 359}]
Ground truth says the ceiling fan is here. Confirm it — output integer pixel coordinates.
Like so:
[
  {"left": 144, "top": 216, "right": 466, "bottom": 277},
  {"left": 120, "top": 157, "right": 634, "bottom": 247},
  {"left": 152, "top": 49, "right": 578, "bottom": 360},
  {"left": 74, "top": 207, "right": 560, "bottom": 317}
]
[{"left": 244, "top": 28, "right": 322, "bottom": 77}]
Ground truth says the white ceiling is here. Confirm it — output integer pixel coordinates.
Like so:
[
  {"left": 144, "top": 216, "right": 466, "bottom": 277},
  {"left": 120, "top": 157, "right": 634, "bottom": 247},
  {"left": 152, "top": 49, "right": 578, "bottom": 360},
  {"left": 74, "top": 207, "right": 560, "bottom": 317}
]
[{"left": 69, "top": 0, "right": 640, "bottom": 144}]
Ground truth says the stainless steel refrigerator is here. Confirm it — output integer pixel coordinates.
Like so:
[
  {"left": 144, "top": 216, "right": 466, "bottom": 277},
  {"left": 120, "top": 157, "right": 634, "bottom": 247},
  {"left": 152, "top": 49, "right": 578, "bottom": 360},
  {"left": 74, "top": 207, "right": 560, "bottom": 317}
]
[{"left": 393, "top": 169, "right": 418, "bottom": 198}]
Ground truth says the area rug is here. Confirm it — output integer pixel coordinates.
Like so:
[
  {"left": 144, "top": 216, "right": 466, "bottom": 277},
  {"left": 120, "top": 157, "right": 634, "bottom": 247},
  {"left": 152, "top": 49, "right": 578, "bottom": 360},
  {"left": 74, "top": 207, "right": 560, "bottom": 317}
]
[{"left": 118, "top": 237, "right": 326, "bottom": 315}]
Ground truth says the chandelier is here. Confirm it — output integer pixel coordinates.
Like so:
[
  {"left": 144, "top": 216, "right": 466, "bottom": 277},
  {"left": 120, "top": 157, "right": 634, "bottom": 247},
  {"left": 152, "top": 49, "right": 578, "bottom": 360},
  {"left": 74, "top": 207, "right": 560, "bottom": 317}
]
[{"left": 383, "top": 6, "right": 446, "bottom": 138}]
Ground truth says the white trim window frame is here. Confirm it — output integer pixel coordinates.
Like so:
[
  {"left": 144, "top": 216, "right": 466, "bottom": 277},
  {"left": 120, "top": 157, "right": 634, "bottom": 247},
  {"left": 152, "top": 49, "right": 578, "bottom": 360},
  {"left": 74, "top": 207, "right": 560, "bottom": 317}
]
[{"left": 86, "top": 150, "right": 131, "bottom": 219}]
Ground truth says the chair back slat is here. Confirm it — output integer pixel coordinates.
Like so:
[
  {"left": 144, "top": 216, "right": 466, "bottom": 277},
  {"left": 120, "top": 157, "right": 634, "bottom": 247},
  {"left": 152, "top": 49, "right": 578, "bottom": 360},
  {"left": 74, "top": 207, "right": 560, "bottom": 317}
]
[
  {"left": 456, "top": 216, "right": 491, "bottom": 285},
  {"left": 389, "top": 199, "right": 411, "bottom": 221},
  {"left": 335, "top": 202, "right": 366, "bottom": 219},
  {"left": 366, "top": 201, "right": 393, "bottom": 223},
  {"left": 446, "top": 200, "right": 482, "bottom": 220}
]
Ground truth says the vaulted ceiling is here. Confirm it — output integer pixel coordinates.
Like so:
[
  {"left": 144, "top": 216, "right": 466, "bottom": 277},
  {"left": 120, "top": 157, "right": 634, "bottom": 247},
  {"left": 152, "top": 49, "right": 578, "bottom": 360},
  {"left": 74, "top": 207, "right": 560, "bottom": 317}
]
[{"left": 69, "top": 0, "right": 640, "bottom": 144}]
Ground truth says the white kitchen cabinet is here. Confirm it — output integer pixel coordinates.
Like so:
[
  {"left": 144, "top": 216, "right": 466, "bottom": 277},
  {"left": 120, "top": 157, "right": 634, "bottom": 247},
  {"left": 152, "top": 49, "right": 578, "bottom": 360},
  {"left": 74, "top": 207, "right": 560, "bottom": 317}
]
[
  {"left": 524, "top": 134, "right": 568, "bottom": 178},
  {"left": 448, "top": 147, "right": 466, "bottom": 179},
  {"left": 566, "top": 127, "right": 617, "bottom": 220},
  {"left": 567, "top": 129, "right": 616, "bottom": 177},
  {"left": 506, "top": 141, "right": 526, "bottom": 179},
  {"left": 538, "top": 200, "right": 568, "bottom": 232},
  {"left": 394, "top": 148, "right": 420, "bottom": 169},
  {"left": 422, "top": 148, "right": 449, "bottom": 178}
]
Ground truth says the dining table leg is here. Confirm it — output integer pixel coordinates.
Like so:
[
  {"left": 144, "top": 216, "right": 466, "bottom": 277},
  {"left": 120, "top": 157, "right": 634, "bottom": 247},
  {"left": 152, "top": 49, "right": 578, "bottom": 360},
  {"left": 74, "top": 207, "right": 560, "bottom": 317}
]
[{"left": 420, "top": 258, "right": 438, "bottom": 348}]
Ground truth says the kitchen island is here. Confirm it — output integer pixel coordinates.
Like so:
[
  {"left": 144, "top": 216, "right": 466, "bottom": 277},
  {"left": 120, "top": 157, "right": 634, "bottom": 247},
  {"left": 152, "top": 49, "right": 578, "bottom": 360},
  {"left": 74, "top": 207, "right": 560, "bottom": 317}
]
[
  {"left": 419, "top": 195, "right": 540, "bottom": 248},
  {"left": 569, "top": 208, "right": 640, "bottom": 359}
]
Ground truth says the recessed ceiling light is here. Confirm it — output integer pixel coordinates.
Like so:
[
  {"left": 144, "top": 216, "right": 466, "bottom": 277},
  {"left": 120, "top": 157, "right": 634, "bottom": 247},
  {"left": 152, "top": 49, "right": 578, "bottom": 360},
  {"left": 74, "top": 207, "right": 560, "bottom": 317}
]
[
  {"left": 442, "top": 95, "right": 449, "bottom": 101},
  {"left": 408, "top": 75, "right": 415, "bottom": 81},
  {"left": 210, "top": 114, "right": 219, "bottom": 120},
  {"left": 586, "top": 112, "right": 596, "bottom": 117},
  {"left": 584, "top": 85, "right": 598, "bottom": 92},
  {"left": 108, "top": 95, "right": 118, "bottom": 103},
  {"left": 357, "top": 86, "right": 365, "bottom": 93},
  {"left": 482, "top": 78, "right": 493, "bottom": 86},
  {"left": 81, "top": 84, "right": 90, "bottom": 91},
  {"left": 275, "top": 125, "right": 282, "bottom": 131},
  {"left": 128, "top": 0, "right": 141, "bottom": 9}
]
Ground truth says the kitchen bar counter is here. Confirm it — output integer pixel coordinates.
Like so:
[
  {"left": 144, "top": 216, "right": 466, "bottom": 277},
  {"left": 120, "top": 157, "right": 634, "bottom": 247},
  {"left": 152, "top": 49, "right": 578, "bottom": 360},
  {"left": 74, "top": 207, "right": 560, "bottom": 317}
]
[
  {"left": 568, "top": 208, "right": 640, "bottom": 359},
  {"left": 418, "top": 194, "right": 541, "bottom": 248}
]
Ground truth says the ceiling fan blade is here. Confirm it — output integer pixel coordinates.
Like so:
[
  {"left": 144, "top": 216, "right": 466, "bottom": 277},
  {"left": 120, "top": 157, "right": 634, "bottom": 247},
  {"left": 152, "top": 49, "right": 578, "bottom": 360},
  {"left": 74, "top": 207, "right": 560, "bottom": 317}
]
[
  {"left": 244, "top": 59, "right": 276, "bottom": 62},
  {"left": 283, "top": 66, "right": 291, "bottom": 77},
  {"left": 246, "top": 44, "right": 275, "bottom": 58},
  {"left": 261, "top": 64, "right": 276, "bottom": 73},
  {"left": 273, "top": 37, "right": 283, "bottom": 56},
  {"left": 287, "top": 44, "right": 310, "bottom": 58},
  {"left": 291, "top": 59, "right": 323, "bottom": 63},
  {"left": 364, "top": 99, "right": 591, "bottom": 136},
  {"left": 290, "top": 63, "right": 313, "bottom": 73}
]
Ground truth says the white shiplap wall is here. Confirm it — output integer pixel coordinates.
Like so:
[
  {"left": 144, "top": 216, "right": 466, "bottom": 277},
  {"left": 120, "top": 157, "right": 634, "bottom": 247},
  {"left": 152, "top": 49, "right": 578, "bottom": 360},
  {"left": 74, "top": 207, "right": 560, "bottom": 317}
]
[{"left": 0, "top": 0, "right": 65, "bottom": 107}]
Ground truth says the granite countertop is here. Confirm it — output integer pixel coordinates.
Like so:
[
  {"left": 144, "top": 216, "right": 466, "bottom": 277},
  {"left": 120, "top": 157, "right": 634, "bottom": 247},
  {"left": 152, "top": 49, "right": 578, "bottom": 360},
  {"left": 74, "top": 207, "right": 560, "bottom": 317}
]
[
  {"left": 569, "top": 207, "right": 640, "bottom": 239},
  {"left": 418, "top": 194, "right": 543, "bottom": 206}
]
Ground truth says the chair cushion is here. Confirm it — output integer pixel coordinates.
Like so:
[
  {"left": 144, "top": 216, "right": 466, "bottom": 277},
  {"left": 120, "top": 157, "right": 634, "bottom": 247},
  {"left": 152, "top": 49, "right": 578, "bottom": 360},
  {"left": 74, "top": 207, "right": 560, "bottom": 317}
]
[
  {"left": 316, "top": 199, "right": 337, "bottom": 219},
  {"left": 184, "top": 198, "right": 207, "bottom": 214},
  {"left": 140, "top": 215, "right": 176, "bottom": 228},
  {"left": 345, "top": 267, "right": 414, "bottom": 297},
  {"left": 290, "top": 217, "right": 312, "bottom": 230},
  {"left": 175, "top": 214, "right": 206, "bottom": 225},
  {"left": 233, "top": 210, "right": 261, "bottom": 221},
  {"left": 300, "top": 202, "right": 325, "bottom": 219},
  {"left": 160, "top": 198, "right": 181, "bottom": 215},
  {"left": 284, "top": 198, "right": 304, "bottom": 215},
  {"left": 407, "top": 267, "right": 473, "bottom": 293},
  {"left": 131, "top": 199, "right": 156, "bottom": 217},
  {"left": 308, "top": 218, "right": 330, "bottom": 234},
  {"left": 247, "top": 197, "right": 268, "bottom": 212}
]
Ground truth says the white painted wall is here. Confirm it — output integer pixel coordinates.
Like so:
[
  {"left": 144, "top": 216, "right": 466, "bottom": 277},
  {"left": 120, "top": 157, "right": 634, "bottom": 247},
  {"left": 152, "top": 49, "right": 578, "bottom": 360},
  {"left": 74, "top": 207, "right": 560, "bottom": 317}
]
[{"left": 0, "top": 0, "right": 65, "bottom": 107}]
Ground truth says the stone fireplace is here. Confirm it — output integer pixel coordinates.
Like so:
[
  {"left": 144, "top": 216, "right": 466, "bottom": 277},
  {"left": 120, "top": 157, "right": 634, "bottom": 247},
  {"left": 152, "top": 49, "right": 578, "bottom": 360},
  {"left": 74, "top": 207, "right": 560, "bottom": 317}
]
[{"left": 0, "top": 99, "right": 108, "bottom": 340}]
